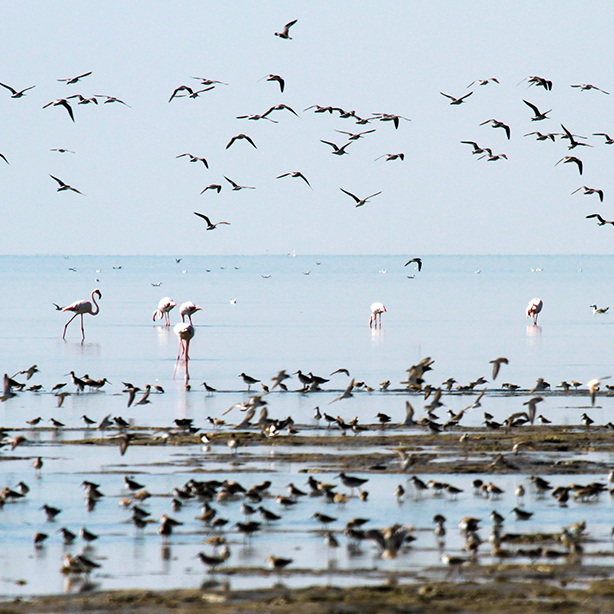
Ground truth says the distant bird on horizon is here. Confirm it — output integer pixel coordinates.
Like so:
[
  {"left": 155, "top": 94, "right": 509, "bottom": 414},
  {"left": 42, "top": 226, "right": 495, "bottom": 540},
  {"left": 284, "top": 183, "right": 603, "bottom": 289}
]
[
  {"left": 274, "top": 19, "right": 297, "bottom": 39},
  {"left": 61, "top": 289, "right": 102, "bottom": 340},
  {"left": 340, "top": 188, "right": 382, "bottom": 207},
  {"left": 194, "top": 212, "right": 231, "bottom": 230}
]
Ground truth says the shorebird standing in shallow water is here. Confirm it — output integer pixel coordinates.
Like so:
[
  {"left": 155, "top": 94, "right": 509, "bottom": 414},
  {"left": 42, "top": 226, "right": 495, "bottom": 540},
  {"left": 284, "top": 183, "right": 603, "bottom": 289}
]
[
  {"left": 153, "top": 297, "right": 176, "bottom": 326},
  {"left": 62, "top": 289, "right": 101, "bottom": 340},
  {"left": 174, "top": 323, "right": 195, "bottom": 384},
  {"left": 526, "top": 298, "right": 543, "bottom": 325},
  {"left": 369, "top": 302, "right": 386, "bottom": 328}
]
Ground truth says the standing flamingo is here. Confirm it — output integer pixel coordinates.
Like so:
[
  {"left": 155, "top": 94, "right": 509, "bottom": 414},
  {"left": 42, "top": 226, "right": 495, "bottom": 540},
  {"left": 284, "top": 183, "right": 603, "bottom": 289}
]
[
  {"left": 174, "top": 322, "right": 195, "bottom": 384},
  {"left": 61, "top": 289, "right": 102, "bottom": 341},
  {"left": 369, "top": 302, "right": 387, "bottom": 328},
  {"left": 153, "top": 297, "right": 176, "bottom": 326},
  {"left": 179, "top": 301, "right": 202, "bottom": 324},
  {"left": 526, "top": 298, "right": 543, "bottom": 325}
]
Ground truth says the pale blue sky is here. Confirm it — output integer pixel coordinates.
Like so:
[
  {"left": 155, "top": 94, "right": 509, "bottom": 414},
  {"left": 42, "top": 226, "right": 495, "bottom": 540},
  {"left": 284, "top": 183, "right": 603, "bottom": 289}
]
[{"left": 1, "top": 1, "right": 613, "bottom": 255}]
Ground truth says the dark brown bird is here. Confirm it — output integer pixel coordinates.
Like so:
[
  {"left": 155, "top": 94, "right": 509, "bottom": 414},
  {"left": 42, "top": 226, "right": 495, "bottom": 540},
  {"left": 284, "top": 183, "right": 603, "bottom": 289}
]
[{"left": 226, "top": 134, "right": 257, "bottom": 149}]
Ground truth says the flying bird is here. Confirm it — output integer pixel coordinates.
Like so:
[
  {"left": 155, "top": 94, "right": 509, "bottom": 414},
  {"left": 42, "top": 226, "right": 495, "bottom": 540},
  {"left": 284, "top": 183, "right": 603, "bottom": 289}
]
[
  {"left": 440, "top": 91, "right": 473, "bottom": 105},
  {"left": 50, "top": 148, "right": 75, "bottom": 153},
  {"left": 0, "top": 82, "right": 35, "bottom": 98},
  {"left": 276, "top": 171, "right": 311, "bottom": 188},
  {"left": 193, "top": 212, "right": 231, "bottom": 230},
  {"left": 586, "top": 213, "right": 614, "bottom": 226},
  {"left": 587, "top": 376, "right": 611, "bottom": 405},
  {"left": 61, "top": 289, "right": 102, "bottom": 340},
  {"left": 371, "top": 113, "right": 411, "bottom": 128},
  {"left": 572, "top": 186, "right": 603, "bottom": 202},
  {"left": 560, "top": 124, "right": 591, "bottom": 149},
  {"left": 43, "top": 98, "right": 75, "bottom": 121},
  {"left": 460, "top": 141, "right": 492, "bottom": 155},
  {"left": 521, "top": 76, "right": 552, "bottom": 90},
  {"left": 571, "top": 83, "right": 609, "bottom": 95},
  {"left": 404, "top": 257, "right": 422, "bottom": 271},
  {"left": 593, "top": 132, "right": 614, "bottom": 144},
  {"left": 489, "top": 357, "right": 509, "bottom": 380},
  {"left": 335, "top": 129, "right": 376, "bottom": 140},
  {"left": 320, "top": 140, "right": 352, "bottom": 155},
  {"left": 480, "top": 119, "right": 511, "bottom": 140},
  {"left": 467, "top": 78, "right": 499, "bottom": 87},
  {"left": 375, "top": 153, "right": 404, "bottom": 161},
  {"left": 262, "top": 74, "right": 285, "bottom": 92},
  {"left": 555, "top": 156, "right": 583, "bottom": 175},
  {"left": 523, "top": 132, "right": 556, "bottom": 142},
  {"left": 274, "top": 19, "right": 297, "bottom": 39},
  {"left": 226, "top": 134, "right": 257, "bottom": 149},
  {"left": 224, "top": 176, "right": 255, "bottom": 190},
  {"left": 58, "top": 71, "right": 92, "bottom": 84},
  {"left": 95, "top": 95, "right": 131, "bottom": 107},
  {"left": 262, "top": 104, "right": 299, "bottom": 118},
  {"left": 49, "top": 175, "right": 84, "bottom": 195},
  {"left": 340, "top": 188, "right": 382, "bottom": 207},
  {"left": 201, "top": 184, "right": 222, "bottom": 194},
  {"left": 176, "top": 153, "right": 208, "bottom": 167},
  {"left": 523, "top": 99, "right": 551, "bottom": 121},
  {"left": 168, "top": 85, "right": 212, "bottom": 102}
]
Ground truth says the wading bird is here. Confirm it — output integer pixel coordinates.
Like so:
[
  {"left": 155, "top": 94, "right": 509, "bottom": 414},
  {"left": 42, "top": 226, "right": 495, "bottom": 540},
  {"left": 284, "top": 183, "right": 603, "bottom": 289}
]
[
  {"left": 152, "top": 297, "right": 176, "bottom": 326},
  {"left": 370, "top": 302, "right": 386, "bottom": 328},
  {"left": 526, "top": 298, "right": 543, "bottom": 325},
  {"left": 61, "top": 289, "right": 102, "bottom": 340}
]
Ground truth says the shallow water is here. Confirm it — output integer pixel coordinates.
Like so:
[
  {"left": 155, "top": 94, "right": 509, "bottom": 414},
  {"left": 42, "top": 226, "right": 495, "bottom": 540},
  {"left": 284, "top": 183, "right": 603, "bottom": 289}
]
[{"left": 2, "top": 255, "right": 614, "bottom": 597}]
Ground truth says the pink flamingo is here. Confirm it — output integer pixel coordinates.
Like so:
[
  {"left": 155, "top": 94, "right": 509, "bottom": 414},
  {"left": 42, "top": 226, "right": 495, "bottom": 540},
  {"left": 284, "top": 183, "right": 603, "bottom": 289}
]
[
  {"left": 62, "top": 289, "right": 102, "bottom": 341},
  {"left": 179, "top": 301, "right": 202, "bottom": 324},
  {"left": 153, "top": 297, "right": 176, "bottom": 326},
  {"left": 526, "top": 298, "right": 543, "bottom": 325},
  {"left": 174, "top": 322, "right": 195, "bottom": 383},
  {"left": 369, "top": 302, "right": 386, "bottom": 328}
]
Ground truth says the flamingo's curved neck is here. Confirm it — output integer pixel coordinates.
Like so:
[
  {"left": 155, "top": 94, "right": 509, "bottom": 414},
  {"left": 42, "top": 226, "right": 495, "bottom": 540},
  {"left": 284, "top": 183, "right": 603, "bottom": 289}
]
[{"left": 90, "top": 291, "right": 100, "bottom": 316}]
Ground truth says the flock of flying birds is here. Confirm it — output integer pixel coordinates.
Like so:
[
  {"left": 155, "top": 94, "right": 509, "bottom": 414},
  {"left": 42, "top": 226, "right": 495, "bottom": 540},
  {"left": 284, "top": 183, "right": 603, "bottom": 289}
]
[{"left": 1, "top": 19, "right": 613, "bottom": 238}]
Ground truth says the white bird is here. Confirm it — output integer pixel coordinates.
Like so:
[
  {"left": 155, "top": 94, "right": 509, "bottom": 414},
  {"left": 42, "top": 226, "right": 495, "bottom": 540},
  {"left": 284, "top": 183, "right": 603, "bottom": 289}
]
[
  {"left": 153, "top": 297, "right": 176, "bottom": 326},
  {"left": 174, "top": 323, "right": 195, "bottom": 384},
  {"left": 587, "top": 376, "right": 611, "bottom": 406},
  {"left": 61, "top": 289, "right": 102, "bottom": 341},
  {"left": 180, "top": 301, "right": 202, "bottom": 324},
  {"left": 369, "top": 302, "right": 386, "bottom": 328},
  {"left": 526, "top": 298, "right": 543, "bottom": 325}
]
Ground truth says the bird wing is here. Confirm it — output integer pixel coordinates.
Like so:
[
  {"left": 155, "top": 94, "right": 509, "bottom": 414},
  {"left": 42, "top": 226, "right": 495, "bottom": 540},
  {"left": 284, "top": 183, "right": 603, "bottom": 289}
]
[
  {"left": 59, "top": 100, "right": 75, "bottom": 121},
  {"left": 440, "top": 92, "right": 455, "bottom": 101},
  {"left": 296, "top": 172, "right": 311, "bottom": 187},
  {"left": 523, "top": 99, "right": 540, "bottom": 115},
  {"left": 49, "top": 175, "right": 66, "bottom": 187},
  {"left": 0, "top": 82, "right": 17, "bottom": 95},
  {"left": 340, "top": 188, "right": 360, "bottom": 203},
  {"left": 320, "top": 140, "right": 338, "bottom": 151},
  {"left": 194, "top": 211, "right": 213, "bottom": 225},
  {"left": 459, "top": 92, "right": 473, "bottom": 101},
  {"left": 226, "top": 136, "right": 237, "bottom": 149},
  {"left": 0, "top": 153, "right": 8, "bottom": 164},
  {"left": 244, "top": 135, "right": 257, "bottom": 148},
  {"left": 224, "top": 176, "right": 239, "bottom": 188},
  {"left": 366, "top": 191, "right": 382, "bottom": 201}
]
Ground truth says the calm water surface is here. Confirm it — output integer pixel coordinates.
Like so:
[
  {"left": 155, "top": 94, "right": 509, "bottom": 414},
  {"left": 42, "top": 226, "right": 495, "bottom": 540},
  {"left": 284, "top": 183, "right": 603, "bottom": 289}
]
[{"left": 1, "top": 255, "right": 614, "bottom": 597}]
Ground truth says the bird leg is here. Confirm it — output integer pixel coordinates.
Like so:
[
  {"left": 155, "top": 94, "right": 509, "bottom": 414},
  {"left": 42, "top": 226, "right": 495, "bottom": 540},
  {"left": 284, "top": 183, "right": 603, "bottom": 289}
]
[
  {"left": 80, "top": 314, "right": 85, "bottom": 340},
  {"left": 63, "top": 313, "right": 79, "bottom": 339}
]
